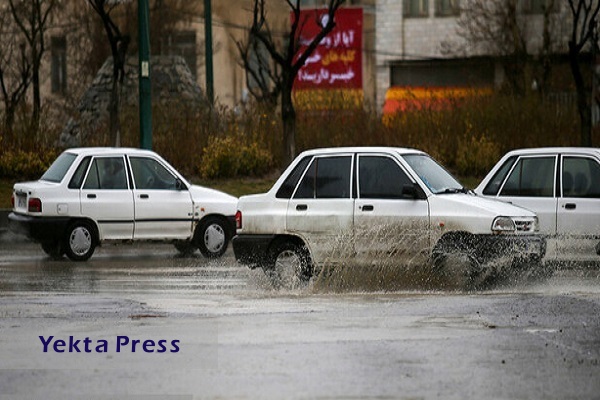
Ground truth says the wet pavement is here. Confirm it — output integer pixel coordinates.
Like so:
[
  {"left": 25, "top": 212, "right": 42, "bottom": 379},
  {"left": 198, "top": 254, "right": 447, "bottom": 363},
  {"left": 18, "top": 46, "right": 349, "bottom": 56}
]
[{"left": 1, "top": 239, "right": 600, "bottom": 399}]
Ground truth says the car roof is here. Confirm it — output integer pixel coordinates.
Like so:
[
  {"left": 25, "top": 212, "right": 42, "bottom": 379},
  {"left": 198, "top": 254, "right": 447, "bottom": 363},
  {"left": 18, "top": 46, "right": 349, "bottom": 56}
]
[
  {"left": 297, "top": 146, "right": 426, "bottom": 157},
  {"left": 503, "top": 147, "right": 600, "bottom": 157},
  {"left": 63, "top": 147, "right": 159, "bottom": 157}
]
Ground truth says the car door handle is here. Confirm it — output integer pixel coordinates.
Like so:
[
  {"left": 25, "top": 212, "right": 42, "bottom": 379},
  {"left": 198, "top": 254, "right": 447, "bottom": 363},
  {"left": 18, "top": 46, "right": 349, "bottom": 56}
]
[
  {"left": 564, "top": 203, "right": 576, "bottom": 210},
  {"left": 140, "top": 194, "right": 149, "bottom": 199},
  {"left": 361, "top": 205, "right": 374, "bottom": 212},
  {"left": 296, "top": 204, "right": 308, "bottom": 211},
  {"left": 87, "top": 194, "right": 96, "bottom": 199}
]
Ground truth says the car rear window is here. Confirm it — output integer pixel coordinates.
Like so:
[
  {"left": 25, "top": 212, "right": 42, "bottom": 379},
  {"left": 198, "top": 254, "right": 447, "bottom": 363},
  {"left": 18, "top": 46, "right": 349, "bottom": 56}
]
[{"left": 40, "top": 152, "right": 77, "bottom": 183}]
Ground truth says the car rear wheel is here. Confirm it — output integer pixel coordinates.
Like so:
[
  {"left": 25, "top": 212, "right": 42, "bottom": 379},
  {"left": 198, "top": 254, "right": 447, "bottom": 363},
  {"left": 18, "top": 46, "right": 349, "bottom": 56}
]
[
  {"left": 174, "top": 240, "right": 197, "bottom": 256},
  {"left": 266, "top": 241, "right": 312, "bottom": 289},
  {"left": 64, "top": 221, "right": 96, "bottom": 261},
  {"left": 41, "top": 241, "right": 64, "bottom": 260},
  {"left": 196, "top": 216, "right": 229, "bottom": 258}
]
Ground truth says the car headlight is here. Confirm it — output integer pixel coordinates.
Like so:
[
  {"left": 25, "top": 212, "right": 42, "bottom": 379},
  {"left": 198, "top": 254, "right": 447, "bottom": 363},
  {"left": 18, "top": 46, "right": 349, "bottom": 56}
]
[{"left": 492, "top": 216, "right": 516, "bottom": 234}]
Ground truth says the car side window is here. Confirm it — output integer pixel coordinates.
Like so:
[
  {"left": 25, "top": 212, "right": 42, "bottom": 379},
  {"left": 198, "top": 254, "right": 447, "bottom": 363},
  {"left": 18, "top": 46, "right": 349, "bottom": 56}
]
[
  {"left": 277, "top": 156, "right": 312, "bottom": 199},
  {"left": 293, "top": 156, "right": 352, "bottom": 199},
  {"left": 83, "top": 157, "right": 128, "bottom": 190},
  {"left": 482, "top": 156, "right": 517, "bottom": 196},
  {"left": 500, "top": 156, "right": 555, "bottom": 197},
  {"left": 562, "top": 157, "right": 600, "bottom": 198},
  {"left": 68, "top": 156, "right": 91, "bottom": 189},
  {"left": 130, "top": 157, "right": 179, "bottom": 190},
  {"left": 358, "top": 156, "right": 411, "bottom": 199}
]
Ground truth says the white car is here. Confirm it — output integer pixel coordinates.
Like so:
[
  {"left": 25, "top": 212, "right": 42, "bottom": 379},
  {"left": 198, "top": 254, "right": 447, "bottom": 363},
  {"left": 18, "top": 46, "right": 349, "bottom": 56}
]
[
  {"left": 475, "top": 147, "right": 600, "bottom": 261},
  {"left": 9, "top": 147, "right": 238, "bottom": 261},
  {"left": 232, "top": 147, "right": 546, "bottom": 288}
]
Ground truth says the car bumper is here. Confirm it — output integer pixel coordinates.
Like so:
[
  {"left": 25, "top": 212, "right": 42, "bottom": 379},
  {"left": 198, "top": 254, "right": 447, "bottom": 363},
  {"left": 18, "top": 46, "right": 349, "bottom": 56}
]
[
  {"left": 232, "top": 234, "right": 275, "bottom": 268},
  {"left": 8, "top": 212, "right": 71, "bottom": 243},
  {"left": 476, "top": 234, "right": 546, "bottom": 263}
]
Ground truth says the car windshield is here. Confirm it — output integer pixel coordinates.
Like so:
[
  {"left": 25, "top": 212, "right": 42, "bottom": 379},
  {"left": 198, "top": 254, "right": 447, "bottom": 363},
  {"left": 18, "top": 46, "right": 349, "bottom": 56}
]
[
  {"left": 402, "top": 154, "right": 465, "bottom": 194},
  {"left": 40, "top": 152, "right": 77, "bottom": 183}
]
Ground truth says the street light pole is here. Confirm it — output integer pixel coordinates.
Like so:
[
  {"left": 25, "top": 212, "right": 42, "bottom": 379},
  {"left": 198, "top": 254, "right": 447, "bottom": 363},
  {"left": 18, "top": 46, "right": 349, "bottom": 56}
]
[
  {"left": 139, "top": 0, "right": 152, "bottom": 149},
  {"left": 204, "top": 0, "right": 214, "bottom": 104}
]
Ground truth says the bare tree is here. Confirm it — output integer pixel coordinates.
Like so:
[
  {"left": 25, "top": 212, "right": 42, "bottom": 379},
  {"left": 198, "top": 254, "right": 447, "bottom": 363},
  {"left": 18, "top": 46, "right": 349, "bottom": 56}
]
[
  {"left": 0, "top": 6, "right": 32, "bottom": 138},
  {"left": 448, "top": 0, "right": 559, "bottom": 95},
  {"left": 8, "top": 0, "right": 60, "bottom": 131},
  {"left": 237, "top": 33, "right": 281, "bottom": 107},
  {"left": 240, "top": 0, "right": 346, "bottom": 166},
  {"left": 87, "top": 0, "right": 131, "bottom": 147},
  {"left": 568, "top": 0, "right": 600, "bottom": 147}
]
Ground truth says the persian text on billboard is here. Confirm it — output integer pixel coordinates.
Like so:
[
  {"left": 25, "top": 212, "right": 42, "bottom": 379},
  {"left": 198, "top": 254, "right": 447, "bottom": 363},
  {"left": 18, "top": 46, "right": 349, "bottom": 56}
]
[{"left": 294, "top": 8, "right": 363, "bottom": 90}]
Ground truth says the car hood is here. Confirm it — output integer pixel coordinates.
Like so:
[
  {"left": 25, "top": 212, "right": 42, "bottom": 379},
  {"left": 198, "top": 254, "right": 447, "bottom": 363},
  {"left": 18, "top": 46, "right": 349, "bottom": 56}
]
[
  {"left": 431, "top": 193, "right": 536, "bottom": 217},
  {"left": 189, "top": 185, "right": 237, "bottom": 203}
]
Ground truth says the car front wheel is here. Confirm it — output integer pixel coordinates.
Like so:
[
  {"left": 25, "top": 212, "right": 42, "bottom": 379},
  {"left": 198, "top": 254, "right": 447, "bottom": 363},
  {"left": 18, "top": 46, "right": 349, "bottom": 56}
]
[
  {"left": 196, "top": 217, "right": 229, "bottom": 258},
  {"left": 64, "top": 221, "right": 96, "bottom": 261},
  {"left": 266, "top": 241, "right": 312, "bottom": 289}
]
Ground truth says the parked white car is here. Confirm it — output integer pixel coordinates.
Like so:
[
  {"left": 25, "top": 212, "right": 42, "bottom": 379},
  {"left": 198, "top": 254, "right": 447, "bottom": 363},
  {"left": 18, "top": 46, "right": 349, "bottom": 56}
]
[
  {"left": 475, "top": 147, "right": 600, "bottom": 261},
  {"left": 232, "top": 147, "right": 546, "bottom": 288},
  {"left": 9, "top": 147, "right": 238, "bottom": 261}
]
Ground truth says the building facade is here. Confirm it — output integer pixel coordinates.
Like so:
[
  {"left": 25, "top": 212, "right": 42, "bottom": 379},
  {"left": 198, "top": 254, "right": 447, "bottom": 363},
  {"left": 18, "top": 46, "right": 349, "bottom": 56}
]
[{"left": 0, "top": 0, "right": 576, "bottom": 126}]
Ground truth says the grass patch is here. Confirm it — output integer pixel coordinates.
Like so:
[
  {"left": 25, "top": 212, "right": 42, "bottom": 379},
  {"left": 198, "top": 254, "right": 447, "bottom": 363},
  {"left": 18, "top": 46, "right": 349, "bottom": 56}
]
[{"left": 193, "top": 175, "right": 277, "bottom": 197}]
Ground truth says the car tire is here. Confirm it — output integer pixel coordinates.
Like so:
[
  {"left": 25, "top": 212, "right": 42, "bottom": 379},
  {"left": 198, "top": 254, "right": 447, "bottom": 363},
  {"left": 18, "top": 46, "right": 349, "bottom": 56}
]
[
  {"left": 196, "top": 216, "right": 229, "bottom": 258},
  {"left": 266, "top": 241, "right": 312, "bottom": 289},
  {"left": 174, "top": 240, "right": 197, "bottom": 256},
  {"left": 432, "top": 234, "right": 487, "bottom": 290},
  {"left": 41, "top": 241, "right": 64, "bottom": 260},
  {"left": 63, "top": 221, "right": 96, "bottom": 261}
]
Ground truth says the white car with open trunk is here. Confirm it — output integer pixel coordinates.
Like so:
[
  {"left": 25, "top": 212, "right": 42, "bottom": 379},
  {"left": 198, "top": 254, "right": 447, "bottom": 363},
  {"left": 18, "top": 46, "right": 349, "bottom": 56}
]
[
  {"left": 9, "top": 147, "right": 237, "bottom": 261},
  {"left": 232, "top": 147, "right": 546, "bottom": 288}
]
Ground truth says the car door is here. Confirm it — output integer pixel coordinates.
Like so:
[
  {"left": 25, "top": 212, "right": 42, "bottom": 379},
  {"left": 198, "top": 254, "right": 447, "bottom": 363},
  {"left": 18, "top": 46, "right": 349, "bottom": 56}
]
[
  {"left": 80, "top": 156, "right": 135, "bottom": 240},
  {"left": 556, "top": 155, "right": 600, "bottom": 257},
  {"left": 353, "top": 154, "right": 430, "bottom": 265},
  {"left": 128, "top": 156, "right": 194, "bottom": 240},
  {"left": 286, "top": 154, "right": 354, "bottom": 265}
]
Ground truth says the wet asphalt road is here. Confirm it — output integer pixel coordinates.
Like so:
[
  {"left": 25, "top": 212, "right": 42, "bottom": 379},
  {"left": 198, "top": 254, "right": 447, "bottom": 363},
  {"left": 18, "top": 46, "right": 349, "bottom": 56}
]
[{"left": 1, "top": 238, "right": 600, "bottom": 399}]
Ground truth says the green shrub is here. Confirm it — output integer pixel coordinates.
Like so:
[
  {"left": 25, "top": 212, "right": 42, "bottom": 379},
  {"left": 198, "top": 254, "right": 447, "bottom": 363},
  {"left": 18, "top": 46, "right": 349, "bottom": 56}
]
[
  {"left": 0, "top": 148, "right": 59, "bottom": 180},
  {"left": 199, "top": 136, "right": 273, "bottom": 179}
]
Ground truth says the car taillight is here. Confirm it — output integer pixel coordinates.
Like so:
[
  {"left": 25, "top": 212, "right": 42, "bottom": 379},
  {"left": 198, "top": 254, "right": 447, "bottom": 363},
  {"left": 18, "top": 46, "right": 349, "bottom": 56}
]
[
  {"left": 28, "top": 198, "right": 42, "bottom": 213},
  {"left": 235, "top": 210, "right": 242, "bottom": 229}
]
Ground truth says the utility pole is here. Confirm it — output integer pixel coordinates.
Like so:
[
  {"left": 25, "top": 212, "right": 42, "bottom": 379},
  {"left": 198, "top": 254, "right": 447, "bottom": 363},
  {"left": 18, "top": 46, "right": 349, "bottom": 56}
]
[
  {"left": 139, "top": 0, "right": 152, "bottom": 149},
  {"left": 204, "top": 0, "right": 214, "bottom": 104}
]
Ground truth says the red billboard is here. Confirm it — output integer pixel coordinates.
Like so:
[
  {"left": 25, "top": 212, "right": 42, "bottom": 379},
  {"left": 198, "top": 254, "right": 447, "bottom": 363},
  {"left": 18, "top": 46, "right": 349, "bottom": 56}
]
[{"left": 293, "top": 8, "right": 363, "bottom": 91}]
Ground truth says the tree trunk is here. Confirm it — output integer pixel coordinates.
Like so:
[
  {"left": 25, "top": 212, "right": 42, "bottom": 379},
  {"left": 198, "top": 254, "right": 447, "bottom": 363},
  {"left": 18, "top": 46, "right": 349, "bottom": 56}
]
[
  {"left": 31, "top": 57, "right": 40, "bottom": 130},
  {"left": 110, "top": 64, "right": 121, "bottom": 147},
  {"left": 281, "top": 79, "right": 296, "bottom": 167},
  {"left": 569, "top": 42, "right": 593, "bottom": 147}
]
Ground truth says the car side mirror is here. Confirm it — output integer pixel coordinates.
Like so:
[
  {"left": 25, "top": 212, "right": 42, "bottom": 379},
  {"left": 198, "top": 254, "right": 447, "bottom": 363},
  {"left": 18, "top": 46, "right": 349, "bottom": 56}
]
[{"left": 402, "top": 183, "right": 424, "bottom": 200}]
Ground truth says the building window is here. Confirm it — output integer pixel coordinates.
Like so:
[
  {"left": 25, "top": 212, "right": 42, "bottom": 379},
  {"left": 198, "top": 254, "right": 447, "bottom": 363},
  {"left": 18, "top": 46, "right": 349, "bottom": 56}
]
[
  {"left": 404, "top": 0, "right": 429, "bottom": 17},
  {"left": 51, "top": 36, "right": 67, "bottom": 94},
  {"left": 435, "top": 0, "right": 459, "bottom": 17},
  {"left": 520, "top": 0, "right": 557, "bottom": 14},
  {"left": 162, "top": 31, "right": 197, "bottom": 78}
]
